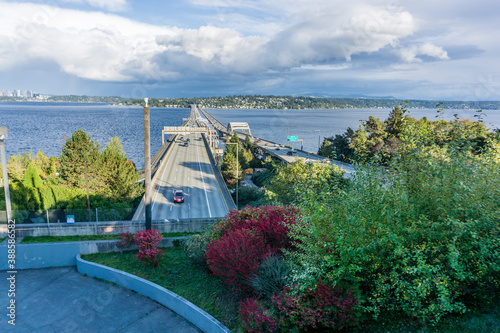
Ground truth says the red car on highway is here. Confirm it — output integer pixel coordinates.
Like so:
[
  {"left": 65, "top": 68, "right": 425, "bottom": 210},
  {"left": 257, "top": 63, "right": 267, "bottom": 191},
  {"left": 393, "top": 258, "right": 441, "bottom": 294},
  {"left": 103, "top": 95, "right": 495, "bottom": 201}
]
[{"left": 173, "top": 190, "right": 185, "bottom": 203}]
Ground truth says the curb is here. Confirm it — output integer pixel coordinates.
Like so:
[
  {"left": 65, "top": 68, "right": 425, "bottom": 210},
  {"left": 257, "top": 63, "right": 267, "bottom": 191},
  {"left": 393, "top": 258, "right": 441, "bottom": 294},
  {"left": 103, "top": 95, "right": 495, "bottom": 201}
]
[{"left": 76, "top": 255, "right": 232, "bottom": 333}]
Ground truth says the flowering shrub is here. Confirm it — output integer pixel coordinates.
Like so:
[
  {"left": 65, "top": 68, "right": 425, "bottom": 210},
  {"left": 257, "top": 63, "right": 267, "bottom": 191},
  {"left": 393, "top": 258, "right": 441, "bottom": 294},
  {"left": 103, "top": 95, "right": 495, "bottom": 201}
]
[
  {"left": 240, "top": 298, "right": 279, "bottom": 333},
  {"left": 136, "top": 248, "right": 164, "bottom": 267},
  {"left": 272, "top": 280, "right": 360, "bottom": 330},
  {"left": 216, "top": 206, "right": 300, "bottom": 251},
  {"left": 133, "top": 229, "right": 163, "bottom": 249},
  {"left": 205, "top": 228, "right": 273, "bottom": 292},
  {"left": 134, "top": 229, "right": 164, "bottom": 267}
]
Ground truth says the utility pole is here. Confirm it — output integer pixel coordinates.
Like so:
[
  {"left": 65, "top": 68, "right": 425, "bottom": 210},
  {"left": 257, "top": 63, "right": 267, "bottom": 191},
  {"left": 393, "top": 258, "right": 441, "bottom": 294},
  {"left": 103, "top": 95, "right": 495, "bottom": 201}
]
[
  {"left": 144, "top": 98, "right": 152, "bottom": 230},
  {"left": 0, "top": 127, "right": 12, "bottom": 222},
  {"left": 315, "top": 130, "right": 321, "bottom": 152},
  {"left": 84, "top": 158, "right": 91, "bottom": 222}
]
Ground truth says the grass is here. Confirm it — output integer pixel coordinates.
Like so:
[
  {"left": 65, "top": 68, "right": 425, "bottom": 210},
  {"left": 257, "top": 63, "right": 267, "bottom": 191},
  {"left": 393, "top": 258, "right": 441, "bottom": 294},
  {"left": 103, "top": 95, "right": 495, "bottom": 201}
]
[
  {"left": 20, "top": 232, "right": 200, "bottom": 244},
  {"left": 82, "top": 246, "right": 242, "bottom": 332}
]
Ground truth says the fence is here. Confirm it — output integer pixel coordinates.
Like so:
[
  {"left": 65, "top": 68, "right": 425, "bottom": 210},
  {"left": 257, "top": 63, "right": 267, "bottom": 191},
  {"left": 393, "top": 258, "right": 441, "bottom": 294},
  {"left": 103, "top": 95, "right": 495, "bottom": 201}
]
[{"left": 0, "top": 208, "right": 135, "bottom": 224}]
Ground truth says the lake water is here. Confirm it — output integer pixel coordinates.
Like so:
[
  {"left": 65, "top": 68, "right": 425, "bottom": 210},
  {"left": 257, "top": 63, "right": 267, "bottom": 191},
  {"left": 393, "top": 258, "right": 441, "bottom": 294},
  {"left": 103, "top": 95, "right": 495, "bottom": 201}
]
[
  {"left": 1, "top": 102, "right": 499, "bottom": 168},
  {"left": 0, "top": 102, "right": 189, "bottom": 169}
]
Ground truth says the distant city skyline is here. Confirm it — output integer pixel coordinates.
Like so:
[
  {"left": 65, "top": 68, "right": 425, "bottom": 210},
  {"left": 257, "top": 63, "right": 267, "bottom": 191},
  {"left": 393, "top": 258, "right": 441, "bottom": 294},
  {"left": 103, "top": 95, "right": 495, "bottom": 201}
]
[{"left": 0, "top": 0, "right": 499, "bottom": 101}]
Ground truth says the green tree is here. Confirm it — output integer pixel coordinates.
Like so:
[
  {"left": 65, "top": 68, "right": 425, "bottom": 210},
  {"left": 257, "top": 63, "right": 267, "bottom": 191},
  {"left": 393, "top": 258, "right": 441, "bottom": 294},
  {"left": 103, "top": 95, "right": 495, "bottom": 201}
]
[
  {"left": 59, "top": 130, "right": 104, "bottom": 192},
  {"left": 7, "top": 152, "right": 32, "bottom": 181},
  {"left": 221, "top": 152, "right": 244, "bottom": 186},
  {"left": 243, "top": 134, "right": 253, "bottom": 150},
  {"left": 385, "top": 105, "right": 406, "bottom": 138},
  {"left": 266, "top": 160, "right": 345, "bottom": 206},
  {"left": 318, "top": 138, "right": 332, "bottom": 158},
  {"left": 320, "top": 128, "right": 355, "bottom": 162},
  {"left": 23, "top": 162, "right": 43, "bottom": 188},
  {"left": 101, "top": 137, "right": 142, "bottom": 199}
]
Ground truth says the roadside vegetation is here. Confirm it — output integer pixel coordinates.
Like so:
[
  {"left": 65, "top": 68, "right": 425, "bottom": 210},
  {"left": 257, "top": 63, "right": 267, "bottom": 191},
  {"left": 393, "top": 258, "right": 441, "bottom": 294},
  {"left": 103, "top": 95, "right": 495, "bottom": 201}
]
[
  {"left": 206, "top": 105, "right": 499, "bottom": 331},
  {"left": 318, "top": 105, "right": 498, "bottom": 164},
  {"left": 0, "top": 130, "right": 143, "bottom": 223}
]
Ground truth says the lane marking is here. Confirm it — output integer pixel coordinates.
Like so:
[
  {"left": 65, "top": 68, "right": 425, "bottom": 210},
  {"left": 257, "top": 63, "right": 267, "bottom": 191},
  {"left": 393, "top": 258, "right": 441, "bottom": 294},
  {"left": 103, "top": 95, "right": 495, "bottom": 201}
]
[
  {"left": 151, "top": 145, "right": 176, "bottom": 215},
  {"left": 202, "top": 142, "right": 230, "bottom": 213},
  {"left": 197, "top": 144, "right": 212, "bottom": 217}
]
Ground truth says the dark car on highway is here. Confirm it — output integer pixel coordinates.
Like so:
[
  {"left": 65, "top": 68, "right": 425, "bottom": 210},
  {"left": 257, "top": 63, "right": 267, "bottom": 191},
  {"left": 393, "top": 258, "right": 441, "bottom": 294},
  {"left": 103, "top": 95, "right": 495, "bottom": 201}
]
[{"left": 173, "top": 190, "right": 184, "bottom": 203}]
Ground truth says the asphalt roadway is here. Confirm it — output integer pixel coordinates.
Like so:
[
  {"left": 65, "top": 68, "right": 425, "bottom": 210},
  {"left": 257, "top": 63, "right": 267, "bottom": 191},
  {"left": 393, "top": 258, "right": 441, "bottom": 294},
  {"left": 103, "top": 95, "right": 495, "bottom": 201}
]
[
  {"left": 0, "top": 266, "right": 201, "bottom": 332},
  {"left": 134, "top": 131, "right": 230, "bottom": 222}
]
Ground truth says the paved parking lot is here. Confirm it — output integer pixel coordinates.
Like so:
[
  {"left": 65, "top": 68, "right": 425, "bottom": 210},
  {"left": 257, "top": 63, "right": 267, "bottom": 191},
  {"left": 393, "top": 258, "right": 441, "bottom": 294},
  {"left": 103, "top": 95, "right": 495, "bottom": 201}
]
[{"left": 0, "top": 266, "right": 201, "bottom": 332}]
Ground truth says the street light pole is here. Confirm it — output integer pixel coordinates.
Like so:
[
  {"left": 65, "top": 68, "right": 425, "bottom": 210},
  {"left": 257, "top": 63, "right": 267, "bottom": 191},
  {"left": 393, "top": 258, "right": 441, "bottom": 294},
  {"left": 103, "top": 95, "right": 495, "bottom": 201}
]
[
  {"left": 84, "top": 158, "right": 91, "bottom": 222},
  {"left": 314, "top": 130, "right": 321, "bottom": 152},
  {"left": 225, "top": 142, "right": 239, "bottom": 209},
  {"left": 0, "top": 127, "right": 12, "bottom": 222},
  {"left": 144, "top": 98, "right": 152, "bottom": 230}
]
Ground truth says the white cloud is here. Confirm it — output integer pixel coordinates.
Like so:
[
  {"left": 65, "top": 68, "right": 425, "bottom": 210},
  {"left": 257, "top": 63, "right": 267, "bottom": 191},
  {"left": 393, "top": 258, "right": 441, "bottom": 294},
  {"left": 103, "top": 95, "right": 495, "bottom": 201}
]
[
  {"left": 0, "top": 3, "right": 170, "bottom": 80},
  {"left": 399, "top": 42, "right": 449, "bottom": 63},
  {"left": 1, "top": 0, "right": 495, "bottom": 100}
]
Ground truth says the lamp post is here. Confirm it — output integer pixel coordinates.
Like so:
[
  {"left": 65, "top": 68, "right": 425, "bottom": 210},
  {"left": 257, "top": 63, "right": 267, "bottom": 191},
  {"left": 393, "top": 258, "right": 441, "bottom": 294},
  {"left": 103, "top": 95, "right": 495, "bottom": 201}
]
[
  {"left": 314, "top": 130, "right": 321, "bottom": 152},
  {"left": 225, "top": 142, "right": 239, "bottom": 209},
  {"left": 144, "top": 98, "right": 152, "bottom": 230},
  {"left": 84, "top": 156, "right": 91, "bottom": 222},
  {"left": 0, "top": 127, "right": 12, "bottom": 222}
]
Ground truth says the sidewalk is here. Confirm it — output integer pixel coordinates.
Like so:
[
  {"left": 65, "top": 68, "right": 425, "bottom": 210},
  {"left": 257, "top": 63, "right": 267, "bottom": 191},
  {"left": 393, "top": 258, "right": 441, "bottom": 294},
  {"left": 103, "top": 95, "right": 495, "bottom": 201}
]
[{"left": 0, "top": 266, "right": 201, "bottom": 332}]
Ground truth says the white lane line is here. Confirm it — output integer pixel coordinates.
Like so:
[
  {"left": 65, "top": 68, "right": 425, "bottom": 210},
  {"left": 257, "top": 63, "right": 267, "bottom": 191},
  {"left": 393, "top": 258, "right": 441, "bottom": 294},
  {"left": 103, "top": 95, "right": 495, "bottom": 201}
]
[
  {"left": 151, "top": 142, "right": 177, "bottom": 215},
  {"left": 197, "top": 144, "right": 212, "bottom": 217}
]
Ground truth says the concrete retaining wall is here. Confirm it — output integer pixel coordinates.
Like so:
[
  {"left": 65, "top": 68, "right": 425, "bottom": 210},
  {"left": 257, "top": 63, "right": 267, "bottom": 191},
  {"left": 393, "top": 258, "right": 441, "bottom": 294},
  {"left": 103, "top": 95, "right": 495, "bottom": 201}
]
[
  {"left": 76, "top": 255, "right": 231, "bottom": 333},
  {"left": 0, "top": 218, "right": 217, "bottom": 238},
  {"left": 0, "top": 237, "right": 189, "bottom": 270}
]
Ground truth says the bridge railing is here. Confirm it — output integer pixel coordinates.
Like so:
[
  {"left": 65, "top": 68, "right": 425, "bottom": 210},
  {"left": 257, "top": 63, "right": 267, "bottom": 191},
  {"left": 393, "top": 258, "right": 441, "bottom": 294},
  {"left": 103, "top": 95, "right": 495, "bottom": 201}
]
[
  {"left": 201, "top": 133, "right": 237, "bottom": 211},
  {"left": 0, "top": 218, "right": 220, "bottom": 238}
]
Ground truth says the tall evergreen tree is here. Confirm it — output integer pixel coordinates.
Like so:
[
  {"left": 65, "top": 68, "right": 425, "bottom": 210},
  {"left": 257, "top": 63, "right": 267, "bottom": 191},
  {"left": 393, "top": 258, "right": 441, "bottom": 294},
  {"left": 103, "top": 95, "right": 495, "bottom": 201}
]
[
  {"left": 59, "top": 130, "right": 103, "bottom": 192},
  {"left": 101, "top": 137, "right": 142, "bottom": 199}
]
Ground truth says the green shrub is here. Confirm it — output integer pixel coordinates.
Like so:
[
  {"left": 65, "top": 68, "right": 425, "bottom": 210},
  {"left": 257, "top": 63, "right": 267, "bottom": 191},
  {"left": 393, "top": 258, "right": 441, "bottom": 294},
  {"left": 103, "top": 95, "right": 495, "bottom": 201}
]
[
  {"left": 184, "top": 222, "right": 221, "bottom": 267},
  {"left": 250, "top": 254, "right": 291, "bottom": 300},
  {"left": 252, "top": 169, "right": 272, "bottom": 187},
  {"left": 289, "top": 143, "right": 500, "bottom": 325}
]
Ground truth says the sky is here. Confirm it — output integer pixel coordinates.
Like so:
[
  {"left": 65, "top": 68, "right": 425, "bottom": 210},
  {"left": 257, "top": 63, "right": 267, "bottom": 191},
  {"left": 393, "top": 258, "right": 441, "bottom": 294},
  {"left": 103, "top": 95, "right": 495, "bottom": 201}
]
[{"left": 0, "top": 0, "right": 499, "bottom": 100}]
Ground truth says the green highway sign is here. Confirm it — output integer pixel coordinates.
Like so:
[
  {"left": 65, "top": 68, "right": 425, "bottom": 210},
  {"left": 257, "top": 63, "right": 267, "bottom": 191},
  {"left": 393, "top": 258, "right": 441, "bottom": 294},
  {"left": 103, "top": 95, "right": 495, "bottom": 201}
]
[{"left": 287, "top": 136, "right": 298, "bottom": 141}]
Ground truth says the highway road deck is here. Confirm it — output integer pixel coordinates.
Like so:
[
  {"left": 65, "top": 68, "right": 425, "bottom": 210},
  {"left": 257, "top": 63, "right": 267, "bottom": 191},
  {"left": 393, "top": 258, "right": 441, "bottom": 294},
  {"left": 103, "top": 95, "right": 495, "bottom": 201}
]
[{"left": 135, "top": 132, "right": 229, "bottom": 222}]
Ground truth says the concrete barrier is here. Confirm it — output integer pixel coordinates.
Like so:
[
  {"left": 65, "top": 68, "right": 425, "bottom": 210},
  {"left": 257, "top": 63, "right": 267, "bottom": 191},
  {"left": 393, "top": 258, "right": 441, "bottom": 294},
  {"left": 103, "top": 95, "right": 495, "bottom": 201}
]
[
  {"left": 0, "top": 237, "right": 189, "bottom": 270},
  {"left": 0, "top": 218, "right": 217, "bottom": 238},
  {"left": 76, "top": 255, "right": 231, "bottom": 333}
]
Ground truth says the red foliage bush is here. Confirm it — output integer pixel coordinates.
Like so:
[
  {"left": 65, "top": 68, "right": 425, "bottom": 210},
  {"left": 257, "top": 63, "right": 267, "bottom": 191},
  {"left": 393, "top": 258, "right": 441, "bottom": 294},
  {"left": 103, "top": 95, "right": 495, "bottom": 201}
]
[
  {"left": 240, "top": 298, "right": 279, "bottom": 333},
  {"left": 117, "top": 232, "right": 134, "bottom": 248},
  {"left": 205, "top": 228, "right": 273, "bottom": 292},
  {"left": 134, "top": 229, "right": 164, "bottom": 266},
  {"left": 272, "top": 280, "right": 360, "bottom": 330},
  {"left": 133, "top": 229, "right": 163, "bottom": 249},
  {"left": 216, "top": 206, "right": 300, "bottom": 250},
  {"left": 136, "top": 248, "right": 164, "bottom": 267}
]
